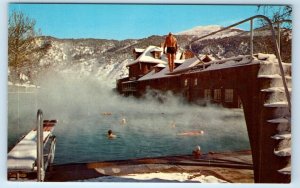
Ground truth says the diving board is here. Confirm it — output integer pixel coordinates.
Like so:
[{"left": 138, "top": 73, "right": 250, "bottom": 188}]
[{"left": 8, "top": 119, "right": 58, "bottom": 181}]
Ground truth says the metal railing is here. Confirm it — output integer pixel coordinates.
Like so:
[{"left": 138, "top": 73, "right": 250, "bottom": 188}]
[
  {"left": 187, "top": 15, "right": 291, "bottom": 112},
  {"left": 36, "top": 109, "right": 44, "bottom": 182}
]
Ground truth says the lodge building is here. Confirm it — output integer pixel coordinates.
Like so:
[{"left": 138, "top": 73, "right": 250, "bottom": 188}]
[{"left": 116, "top": 45, "right": 242, "bottom": 108}]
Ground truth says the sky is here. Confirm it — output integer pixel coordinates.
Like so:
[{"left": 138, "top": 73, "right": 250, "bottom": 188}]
[{"left": 7, "top": 3, "right": 285, "bottom": 40}]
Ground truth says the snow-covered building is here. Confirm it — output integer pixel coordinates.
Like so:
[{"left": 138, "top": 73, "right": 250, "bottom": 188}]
[
  {"left": 116, "top": 45, "right": 250, "bottom": 108},
  {"left": 117, "top": 45, "right": 219, "bottom": 100},
  {"left": 127, "top": 46, "right": 193, "bottom": 81}
]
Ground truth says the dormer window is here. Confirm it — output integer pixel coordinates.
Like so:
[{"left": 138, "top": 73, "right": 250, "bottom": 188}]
[
  {"left": 180, "top": 50, "right": 195, "bottom": 60},
  {"left": 154, "top": 52, "right": 161, "bottom": 59},
  {"left": 154, "top": 64, "right": 166, "bottom": 73},
  {"left": 201, "top": 55, "right": 213, "bottom": 62},
  {"left": 133, "top": 48, "right": 145, "bottom": 60},
  {"left": 150, "top": 48, "right": 162, "bottom": 59}
]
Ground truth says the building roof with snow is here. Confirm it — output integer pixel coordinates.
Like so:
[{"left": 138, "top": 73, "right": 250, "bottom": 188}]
[
  {"left": 137, "top": 53, "right": 215, "bottom": 81},
  {"left": 127, "top": 46, "right": 167, "bottom": 66},
  {"left": 139, "top": 66, "right": 174, "bottom": 81},
  {"left": 133, "top": 48, "right": 145, "bottom": 53},
  {"left": 171, "top": 57, "right": 200, "bottom": 73},
  {"left": 127, "top": 46, "right": 187, "bottom": 67}
]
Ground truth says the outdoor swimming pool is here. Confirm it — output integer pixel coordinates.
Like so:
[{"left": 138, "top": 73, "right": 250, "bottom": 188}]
[{"left": 8, "top": 77, "right": 250, "bottom": 165}]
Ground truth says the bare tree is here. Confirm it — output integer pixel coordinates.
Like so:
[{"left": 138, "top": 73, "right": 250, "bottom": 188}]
[
  {"left": 8, "top": 11, "right": 50, "bottom": 75},
  {"left": 257, "top": 5, "right": 292, "bottom": 27}
]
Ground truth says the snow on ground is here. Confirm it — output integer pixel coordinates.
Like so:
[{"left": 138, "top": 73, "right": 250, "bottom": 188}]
[
  {"left": 78, "top": 172, "right": 228, "bottom": 183},
  {"left": 177, "top": 25, "right": 242, "bottom": 39}
]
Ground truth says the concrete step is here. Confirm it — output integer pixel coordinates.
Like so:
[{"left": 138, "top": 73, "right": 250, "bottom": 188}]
[
  {"left": 274, "top": 147, "right": 291, "bottom": 157},
  {"left": 278, "top": 166, "right": 291, "bottom": 175},
  {"left": 261, "top": 88, "right": 291, "bottom": 104},
  {"left": 258, "top": 75, "right": 292, "bottom": 89},
  {"left": 259, "top": 63, "right": 292, "bottom": 77},
  {"left": 264, "top": 101, "right": 288, "bottom": 108},
  {"left": 268, "top": 118, "right": 290, "bottom": 130},
  {"left": 267, "top": 117, "right": 290, "bottom": 124},
  {"left": 271, "top": 132, "right": 291, "bottom": 140},
  {"left": 258, "top": 74, "right": 291, "bottom": 79},
  {"left": 261, "top": 87, "right": 292, "bottom": 99},
  {"left": 262, "top": 106, "right": 290, "bottom": 121},
  {"left": 261, "top": 87, "right": 292, "bottom": 93}
]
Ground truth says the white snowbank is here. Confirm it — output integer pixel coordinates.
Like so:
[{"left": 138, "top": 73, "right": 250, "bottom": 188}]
[
  {"left": 14, "top": 83, "right": 38, "bottom": 88},
  {"left": 78, "top": 172, "right": 228, "bottom": 183},
  {"left": 274, "top": 147, "right": 291, "bottom": 157},
  {"left": 8, "top": 130, "right": 51, "bottom": 170}
]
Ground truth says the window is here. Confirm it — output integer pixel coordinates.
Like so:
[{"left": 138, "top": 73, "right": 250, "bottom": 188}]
[
  {"left": 154, "top": 52, "right": 161, "bottom": 59},
  {"left": 194, "top": 78, "right": 198, "bottom": 86},
  {"left": 225, "top": 89, "right": 234, "bottom": 102},
  {"left": 214, "top": 89, "right": 221, "bottom": 101},
  {"left": 204, "top": 89, "right": 211, "bottom": 100},
  {"left": 184, "top": 79, "right": 188, "bottom": 87}
]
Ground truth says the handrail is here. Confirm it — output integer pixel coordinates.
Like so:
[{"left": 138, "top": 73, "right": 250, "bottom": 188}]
[
  {"left": 187, "top": 15, "right": 291, "bottom": 113},
  {"left": 36, "top": 109, "right": 44, "bottom": 182}
]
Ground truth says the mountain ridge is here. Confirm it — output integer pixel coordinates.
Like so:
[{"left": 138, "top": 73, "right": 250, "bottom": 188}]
[{"left": 8, "top": 25, "right": 291, "bottom": 87}]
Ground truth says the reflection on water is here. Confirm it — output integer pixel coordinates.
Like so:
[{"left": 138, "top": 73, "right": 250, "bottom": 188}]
[{"left": 8, "top": 75, "right": 250, "bottom": 165}]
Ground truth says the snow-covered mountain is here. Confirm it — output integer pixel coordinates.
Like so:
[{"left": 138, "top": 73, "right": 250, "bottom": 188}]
[
  {"left": 37, "top": 38, "right": 133, "bottom": 84},
  {"left": 177, "top": 25, "right": 243, "bottom": 39},
  {"left": 8, "top": 37, "right": 141, "bottom": 86},
  {"left": 8, "top": 24, "right": 291, "bottom": 88},
  {"left": 8, "top": 34, "right": 193, "bottom": 87}
]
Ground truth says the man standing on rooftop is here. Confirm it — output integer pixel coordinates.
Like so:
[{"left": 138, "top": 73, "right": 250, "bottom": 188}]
[{"left": 163, "top": 32, "right": 178, "bottom": 72}]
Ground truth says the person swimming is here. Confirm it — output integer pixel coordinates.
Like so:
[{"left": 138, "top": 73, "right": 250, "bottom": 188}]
[
  {"left": 192, "top": 145, "right": 202, "bottom": 159},
  {"left": 121, "top": 118, "right": 126, "bottom": 125},
  {"left": 107, "top": 129, "right": 116, "bottom": 139},
  {"left": 102, "top": 112, "right": 112, "bottom": 115},
  {"left": 178, "top": 130, "right": 204, "bottom": 136}
]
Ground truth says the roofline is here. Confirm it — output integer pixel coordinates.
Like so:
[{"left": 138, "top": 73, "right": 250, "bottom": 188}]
[{"left": 126, "top": 61, "right": 167, "bottom": 67}]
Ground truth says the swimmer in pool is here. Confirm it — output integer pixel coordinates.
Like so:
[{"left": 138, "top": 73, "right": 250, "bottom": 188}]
[
  {"left": 178, "top": 130, "right": 204, "bottom": 136},
  {"left": 192, "top": 145, "right": 202, "bottom": 158},
  {"left": 107, "top": 129, "right": 117, "bottom": 139},
  {"left": 121, "top": 118, "right": 126, "bottom": 125}
]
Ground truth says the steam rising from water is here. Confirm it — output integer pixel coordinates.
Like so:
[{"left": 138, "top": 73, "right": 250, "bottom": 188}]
[{"left": 8, "top": 72, "right": 250, "bottom": 164}]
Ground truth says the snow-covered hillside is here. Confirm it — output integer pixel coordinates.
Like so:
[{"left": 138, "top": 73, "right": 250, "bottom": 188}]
[
  {"left": 7, "top": 24, "right": 291, "bottom": 88},
  {"left": 177, "top": 25, "right": 243, "bottom": 39},
  {"left": 8, "top": 37, "right": 137, "bottom": 87},
  {"left": 40, "top": 39, "right": 132, "bottom": 85}
]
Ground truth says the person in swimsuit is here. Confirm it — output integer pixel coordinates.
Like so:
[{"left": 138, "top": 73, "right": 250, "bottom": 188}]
[
  {"left": 192, "top": 145, "right": 202, "bottom": 159},
  {"left": 163, "top": 32, "right": 178, "bottom": 72},
  {"left": 107, "top": 129, "right": 116, "bottom": 139}
]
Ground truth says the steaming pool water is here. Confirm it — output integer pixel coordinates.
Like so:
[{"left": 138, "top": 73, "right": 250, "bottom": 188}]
[{"left": 8, "top": 76, "right": 250, "bottom": 165}]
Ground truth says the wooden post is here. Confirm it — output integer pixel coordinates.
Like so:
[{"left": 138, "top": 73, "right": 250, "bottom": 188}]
[
  {"left": 250, "top": 19, "right": 253, "bottom": 57},
  {"left": 277, "top": 22, "right": 281, "bottom": 55}
]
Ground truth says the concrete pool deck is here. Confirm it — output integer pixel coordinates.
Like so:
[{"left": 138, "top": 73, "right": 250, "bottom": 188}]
[{"left": 45, "top": 150, "right": 254, "bottom": 183}]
